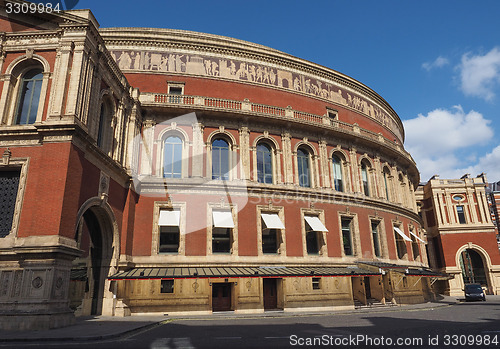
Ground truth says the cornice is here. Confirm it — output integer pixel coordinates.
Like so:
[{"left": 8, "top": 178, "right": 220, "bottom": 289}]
[{"left": 99, "top": 28, "right": 404, "bottom": 141}]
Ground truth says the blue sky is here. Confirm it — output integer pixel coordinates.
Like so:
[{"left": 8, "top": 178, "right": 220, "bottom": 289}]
[{"left": 70, "top": 0, "right": 500, "bottom": 183}]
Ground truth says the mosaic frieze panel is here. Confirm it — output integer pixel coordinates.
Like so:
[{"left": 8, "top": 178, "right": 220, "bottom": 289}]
[{"left": 110, "top": 50, "right": 402, "bottom": 141}]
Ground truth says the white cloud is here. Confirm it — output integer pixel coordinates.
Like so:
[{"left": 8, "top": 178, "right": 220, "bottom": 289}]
[
  {"left": 422, "top": 56, "right": 449, "bottom": 71},
  {"left": 454, "top": 145, "right": 500, "bottom": 183},
  {"left": 459, "top": 47, "right": 500, "bottom": 101},
  {"left": 403, "top": 106, "right": 495, "bottom": 181}
]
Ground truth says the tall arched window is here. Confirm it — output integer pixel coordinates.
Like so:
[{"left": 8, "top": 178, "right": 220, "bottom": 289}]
[
  {"left": 256, "top": 143, "right": 273, "bottom": 184},
  {"left": 163, "top": 136, "right": 183, "bottom": 178},
  {"left": 297, "top": 147, "right": 310, "bottom": 187},
  {"left": 383, "top": 167, "right": 391, "bottom": 200},
  {"left": 212, "top": 138, "right": 230, "bottom": 180},
  {"left": 361, "top": 161, "right": 370, "bottom": 196},
  {"left": 332, "top": 154, "right": 343, "bottom": 192},
  {"left": 15, "top": 69, "right": 43, "bottom": 125}
]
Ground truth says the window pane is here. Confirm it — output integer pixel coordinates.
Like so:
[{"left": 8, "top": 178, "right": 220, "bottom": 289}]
[
  {"left": 332, "top": 155, "right": 343, "bottom": 192},
  {"left": 457, "top": 205, "right": 466, "bottom": 224},
  {"left": 306, "top": 231, "right": 319, "bottom": 254},
  {"left": 297, "top": 148, "right": 310, "bottom": 187},
  {"left": 212, "top": 139, "right": 229, "bottom": 180},
  {"left": 16, "top": 69, "right": 43, "bottom": 125},
  {"left": 164, "top": 136, "right": 183, "bottom": 178},
  {"left": 212, "top": 227, "right": 231, "bottom": 253},
  {"left": 341, "top": 219, "right": 353, "bottom": 256},
  {"left": 361, "top": 163, "right": 370, "bottom": 196},
  {"left": 0, "top": 171, "right": 20, "bottom": 238},
  {"left": 262, "top": 228, "right": 278, "bottom": 254},
  {"left": 257, "top": 143, "right": 273, "bottom": 184},
  {"left": 159, "top": 226, "right": 180, "bottom": 253},
  {"left": 371, "top": 222, "right": 381, "bottom": 257}
]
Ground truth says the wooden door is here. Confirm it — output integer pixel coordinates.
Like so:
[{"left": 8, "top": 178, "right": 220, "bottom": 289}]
[
  {"left": 263, "top": 278, "right": 278, "bottom": 310},
  {"left": 212, "top": 283, "right": 231, "bottom": 311}
]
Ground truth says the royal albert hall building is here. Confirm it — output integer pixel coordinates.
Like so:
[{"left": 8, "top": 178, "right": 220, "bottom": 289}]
[{"left": 0, "top": 2, "right": 437, "bottom": 330}]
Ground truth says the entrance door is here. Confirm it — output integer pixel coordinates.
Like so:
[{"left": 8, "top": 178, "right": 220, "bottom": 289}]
[
  {"left": 212, "top": 283, "right": 232, "bottom": 311},
  {"left": 263, "top": 278, "right": 278, "bottom": 310},
  {"left": 364, "top": 277, "right": 372, "bottom": 299}
]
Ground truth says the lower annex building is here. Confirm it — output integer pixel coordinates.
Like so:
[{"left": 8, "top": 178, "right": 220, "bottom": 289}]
[{"left": 0, "top": 1, "right": 436, "bottom": 329}]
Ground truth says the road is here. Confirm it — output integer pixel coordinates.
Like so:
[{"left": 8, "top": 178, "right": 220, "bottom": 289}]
[{"left": 4, "top": 300, "right": 500, "bottom": 348}]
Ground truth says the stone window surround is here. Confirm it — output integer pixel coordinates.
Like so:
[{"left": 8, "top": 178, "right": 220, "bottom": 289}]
[
  {"left": 256, "top": 204, "right": 286, "bottom": 256},
  {"left": 392, "top": 219, "right": 408, "bottom": 261},
  {"left": 251, "top": 136, "right": 280, "bottom": 185},
  {"left": 329, "top": 148, "right": 350, "bottom": 193},
  {"left": 337, "top": 210, "right": 360, "bottom": 258},
  {"left": 155, "top": 125, "right": 191, "bottom": 178},
  {"left": 151, "top": 201, "right": 187, "bottom": 256},
  {"left": 0, "top": 154, "right": 29, "bottom": 242},
  {"left": 206, "top": 202, "right": 238, "bottom": 256},
  {"left": 167, "top": 81, "right": 185, "bottom": 95},
  {"left": 300, "top": 208, "right": 328, "bottom": 257},
  {"left": 408, "top": 223, "right": 421, "bottom": 262},
  {"left": 368, "top": 216, "right": 387, "bottom": 259},
  {"left": 0, "top": 54, "right": 51, "bottom": 126}
]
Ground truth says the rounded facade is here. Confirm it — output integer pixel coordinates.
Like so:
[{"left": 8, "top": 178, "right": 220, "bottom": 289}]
[{"left": 98, "top": 28, "right": 428, "bottom": 313}]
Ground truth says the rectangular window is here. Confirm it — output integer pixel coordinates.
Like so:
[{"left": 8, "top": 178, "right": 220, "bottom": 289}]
[
  {"left": 261, "top": 212, "right": 284, "bottom": 254},
  {"left": 158, "top": 209, "right": 181, "bottom": 253},
  {"left": 304, "top": 215, "right": 327, "bottom": 255},
  {"left": 168, "top": 85, "right": 183, "bottom": 103},
  {"left": 312, "top": 277, "right": 321, "bottom": 290},
  {"left": 457, "top": 205, "right": 466, "bottom": 224},
  {"left": 212, "top": 227, "right": 231, "bottom": 253},
  {"left": 212, "top": 210, "right": 234, "bottom": 254},
  {"left": 262, "top": 228, "right": 279, "bottom": 254},
  {"left": 394, "top": 225, "right": 408, "bottom": 259},
  {"left": 371, "top": 221, "right": 381, "bottom": 257},
  {"left": 161, "top": 279, "right": 174, "bottom": 294},
  {"left": 341, "top": 218, "right": 353, "bottom": 256},
  {"left": 0, "top": 171, "right": 20, "bottom": 238},
  {"left": 411, "top": 234, "right": 420, "bottom": 260},
  {"left": 159, "top": 226, "right": 180, "bottom": 253}
]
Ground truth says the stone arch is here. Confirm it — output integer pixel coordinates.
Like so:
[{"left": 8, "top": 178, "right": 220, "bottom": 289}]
[
  {"left": 206, "top": 129, "right": 237, "bottom": 147},
  {"left": 253, "top": 134, "right": 279, "bottom": 150},
  {"left": 156, "top": 126, "right": 189, "bottom": 178},
  {"left": 1, "top": 54, "right": 51, "bottom": 125},
  {"left": 5, "top": 53, "right": 51, "bottom": 75},
  {"left": 293, "top": 141, "right": 317, "bottom": 156},
  {"left": 455, "top": 244, "right": 494, "bottom": 293},
  {"left": 71, "top": 197, "right": 120, "bottom": 316}
]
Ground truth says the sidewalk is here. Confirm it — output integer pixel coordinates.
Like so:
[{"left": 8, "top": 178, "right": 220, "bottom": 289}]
[{"left": 0, "top": 296, "right": 462, "bottom": 343}]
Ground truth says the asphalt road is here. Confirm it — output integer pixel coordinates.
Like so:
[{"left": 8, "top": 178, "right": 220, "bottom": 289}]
[{"left": 5, "top": 300, "right": 500, "bottom": 349}]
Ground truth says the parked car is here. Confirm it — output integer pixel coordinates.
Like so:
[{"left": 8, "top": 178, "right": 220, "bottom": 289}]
[{"left": 464, "top": 283, "right": 486, "bottom": 301}]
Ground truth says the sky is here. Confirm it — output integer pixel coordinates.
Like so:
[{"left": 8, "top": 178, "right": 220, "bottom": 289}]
[{"left": 66, "top": 0, "right": 500, "bottom": 183}]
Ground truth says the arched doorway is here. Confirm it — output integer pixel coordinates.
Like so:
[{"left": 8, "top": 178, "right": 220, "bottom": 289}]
[
  {"left": 459, "top": 249, "right": 487, "bottom": 286},
  {"left": 70, "top": 200, "right": 118, "bottom": 316}
]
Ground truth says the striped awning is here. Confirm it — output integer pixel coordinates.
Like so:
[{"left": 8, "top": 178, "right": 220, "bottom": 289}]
[{"left": 108, "top": 266, "right": 380, "bottom": 280}]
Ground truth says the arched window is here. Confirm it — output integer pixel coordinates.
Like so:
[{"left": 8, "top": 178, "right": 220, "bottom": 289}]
[
  {"left": 15, "top": 69, "right": 43, "bottom": 125},
  {"left": 383, "top": 167, "right": 391, "bottom": 200},
  {"left": 163, "top": 136, "right": 183, "bottom": 178},
  {"left": 212, "top": 138, "right": 230, "bottom": 180},
  {"left": 332, "top": 154, "right": 343, "bottom": 192},
  {"left": 256, "top": 143, "right": 273, "bottom": 184},
  {"left": 361, "top": 161, "right": 370, "bottom": 196},
  {"left": 297, "top": 147, "right": 310, "bottom": 187},
  {"left": 97, "top": 100, "right": 113, "bottom": 153}
]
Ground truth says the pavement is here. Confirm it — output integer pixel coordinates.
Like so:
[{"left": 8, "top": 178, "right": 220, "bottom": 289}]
[{"left": 0, "top": 295, "right": 462, "bottom": 343}]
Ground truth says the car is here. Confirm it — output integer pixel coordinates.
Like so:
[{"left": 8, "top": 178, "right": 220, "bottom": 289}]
[{"left": 464, "top": 283, "right": 486, "bottom": 301}]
